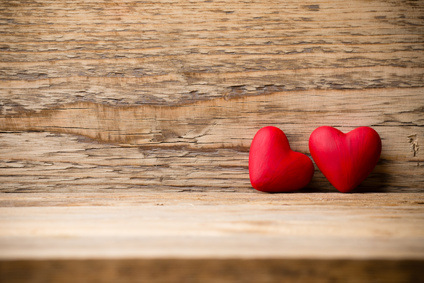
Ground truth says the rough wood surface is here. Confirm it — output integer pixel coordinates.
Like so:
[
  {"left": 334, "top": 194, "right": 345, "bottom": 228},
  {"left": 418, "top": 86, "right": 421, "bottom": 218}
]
[
  {"left": 1, "top": 0, "right": 424, "bottom": 110},
  {"left": 0, "top": 1, "right": 424, "bottom": 280},
  {"left": 0, "top": 0, "right": 423, "bottom": 192},
  {"left": 0, "top": 1, "right": 424, "bottom": 192}
]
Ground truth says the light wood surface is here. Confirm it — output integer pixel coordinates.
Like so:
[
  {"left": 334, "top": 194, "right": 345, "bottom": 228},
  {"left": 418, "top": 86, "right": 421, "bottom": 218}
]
[
  {"left": 1, "top": 191, "right": 424, "bottom": 260},
  {"left": 1, "top": 0, "right": 424, "bottom": 281},
  {"left": 1, "top": 191, "right": 424, "bottom": 281}
]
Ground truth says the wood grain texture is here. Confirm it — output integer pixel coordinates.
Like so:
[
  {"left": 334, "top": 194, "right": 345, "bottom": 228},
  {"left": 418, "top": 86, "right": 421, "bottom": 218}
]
[
  {"left": 1, "top": 88, "right": 423, "bottom": 192},
  {"left": 1, "top": 0, "right": 424, "bottom": 111},
  {"left": 0, "top": 192, "right": 423, "bottom": 260},
  {"left": 0, "top": 191, "right": 423, "bottom": 282},
  {"left": 0, "top": 1, "right": 424, "bottom": 280},
  {"left": 0, "top": 0, "right": 423, "bottom": 192}
]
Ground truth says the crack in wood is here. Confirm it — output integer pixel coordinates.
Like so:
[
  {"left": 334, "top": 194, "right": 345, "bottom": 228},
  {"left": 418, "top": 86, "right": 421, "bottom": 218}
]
[
  {"left": 0, "top": 88, "right": 422, "bottom": 155},
  {"left": 408, "top": 134, "right": 419, "bottom": 157}
]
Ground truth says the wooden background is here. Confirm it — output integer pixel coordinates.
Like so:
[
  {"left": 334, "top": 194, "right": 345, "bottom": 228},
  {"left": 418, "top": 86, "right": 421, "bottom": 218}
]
[
  {"left": 0, "top": 0, "right": 423, "bottom": 281},
  {"left": 0, "top": 0, "right": 423, "bottom": 192}
]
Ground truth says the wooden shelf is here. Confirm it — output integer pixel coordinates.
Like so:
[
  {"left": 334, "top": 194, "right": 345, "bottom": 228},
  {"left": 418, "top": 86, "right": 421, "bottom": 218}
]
[{"left": 1, "top": 191, "right": 423, "bottom": 282}]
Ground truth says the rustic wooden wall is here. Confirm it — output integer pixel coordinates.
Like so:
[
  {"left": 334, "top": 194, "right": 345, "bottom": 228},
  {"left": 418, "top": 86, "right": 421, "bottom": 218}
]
[
  {"left": 0, "top": 0, "right": 423, "bottom": 192},
  {"left": 1, "top": 1, "right": 424, "bottom": 281}
]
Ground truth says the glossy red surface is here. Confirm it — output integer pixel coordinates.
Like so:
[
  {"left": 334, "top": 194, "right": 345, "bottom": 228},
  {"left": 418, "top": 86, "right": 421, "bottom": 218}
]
[
  {"left": 309, "top": 126, "right": 382, "bottom": 193},
  {"left": 249, "top": 126, "right": 314, "bottom": 192}
]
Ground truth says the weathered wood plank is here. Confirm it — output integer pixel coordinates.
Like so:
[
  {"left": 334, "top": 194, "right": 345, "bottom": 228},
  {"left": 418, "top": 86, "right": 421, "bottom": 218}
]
[
  {"left": 1, "top": 87, "right": 422, "bottom": 192},
  {"left": 1, "top": 0, "right": 423, "bottom": 193},
  {"left": 0, "top": 130, "right": 421, "bottom": 193},
  {"left": 1, "top": 0, "right": 423, "bottom": 112}
]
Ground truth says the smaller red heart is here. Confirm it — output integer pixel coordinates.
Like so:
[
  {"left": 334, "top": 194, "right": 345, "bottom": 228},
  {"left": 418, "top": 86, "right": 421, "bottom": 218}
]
[
  {"left": 249, "top": 126, "right": 314, "bottom": 192},
  {"left": 309, "top": 126, "right": 382, "bottom": 193}
]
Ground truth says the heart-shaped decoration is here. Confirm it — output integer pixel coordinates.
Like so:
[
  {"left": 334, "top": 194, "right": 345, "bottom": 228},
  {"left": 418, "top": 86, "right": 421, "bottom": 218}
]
[
  {"left": 309, "top": 126, "right": 382, "bottom": 193},
  {"left": 249, "top": 126, "right": 314, "bottom": 192}
]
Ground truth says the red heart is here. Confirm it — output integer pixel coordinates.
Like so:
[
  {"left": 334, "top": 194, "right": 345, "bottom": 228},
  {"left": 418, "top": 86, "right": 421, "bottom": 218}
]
[
  {"left": 309, "top": 126, "right": 382, "bottom": 193},
  {"left": 249, "top": 126, "right": 314, "bottom": 192}
]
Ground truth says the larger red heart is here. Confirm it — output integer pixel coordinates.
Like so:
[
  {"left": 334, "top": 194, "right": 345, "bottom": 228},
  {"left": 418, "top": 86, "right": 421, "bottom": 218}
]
[
  {"left": 249, "top": 126, "right": 314, "bottom": 192},
  {"left": 309, "top": 126, "right": 382, "bottom": 193}
]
